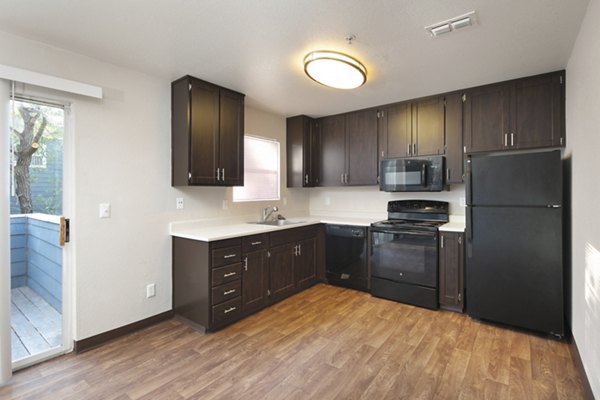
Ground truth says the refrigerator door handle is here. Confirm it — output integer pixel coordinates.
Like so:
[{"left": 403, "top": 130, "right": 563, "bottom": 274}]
[
  {"left": 465, "top": 158, "right": 472, "bottom": 206},
  {"left": 466, "top": 207, "right": 473, "bottom": 258}
]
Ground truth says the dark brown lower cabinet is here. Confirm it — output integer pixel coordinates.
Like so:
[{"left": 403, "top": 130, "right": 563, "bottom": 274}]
[
  {"left": 269, "top": 243, "right": 297, "bottom": 302},
  {"left": 439, "top": 231, "right": 465, "bottom": 312},
  {"left": 173, "top": 225, "right": 323, "bottom": 332}
]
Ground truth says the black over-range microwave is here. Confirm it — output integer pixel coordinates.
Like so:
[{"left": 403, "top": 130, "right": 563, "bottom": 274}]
[{"left": 380, "top": 156, "right": 445, "bottom": 192}]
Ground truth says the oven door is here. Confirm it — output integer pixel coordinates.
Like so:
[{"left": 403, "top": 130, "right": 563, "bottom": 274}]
[{"left": 371, "top": 229, "right": 438, "bottom": 287}]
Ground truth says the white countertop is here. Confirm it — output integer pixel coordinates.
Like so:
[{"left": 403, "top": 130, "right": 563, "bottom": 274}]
[
  {"left": 170, "top": 215, "right": 380, "bottom": 242},
  {"left": 170, "top": 214, "right": 466, "bottom": 241},
  {"left": 439, "top": 216, "right": 466, "bottom": 232}
]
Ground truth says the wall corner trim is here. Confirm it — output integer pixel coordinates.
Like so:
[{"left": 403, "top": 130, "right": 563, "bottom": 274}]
[
  {"left": 0, "top": 64, "right": 103, "bottom": 99},
  {"left": 567, "top": 328, "right": 597, "bottom": 400},
  {"left": 73, "top": 310, "right": 173, "bottom": 353}
]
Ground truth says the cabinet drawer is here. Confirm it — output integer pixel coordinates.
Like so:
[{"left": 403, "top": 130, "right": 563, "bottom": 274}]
[
  {"left": 212, "top": 280, "right": 241, "bottom": 305},
  {"left": 242, "top": 234, "right": 268, "bottom": 252},
  {"left": 212, "top": 297, "right": 242, "bottom": 325},
  {"left": 212, "top": 245, "right": 242, "bottom": 268},
  {"left": 212, "top": 263, "right": 242, "bottom": 286},
  {"left": 270, "top": 225, "right": 318, "bottom": 247}
]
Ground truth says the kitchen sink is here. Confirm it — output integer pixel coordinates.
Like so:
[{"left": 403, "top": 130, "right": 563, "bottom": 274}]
[{"left": 249, "top": 220, "right": 306, "bottom": 226}]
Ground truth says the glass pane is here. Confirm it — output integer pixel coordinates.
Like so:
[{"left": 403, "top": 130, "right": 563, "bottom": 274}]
[
  {"left": 233, "top": 136, "right": 280, "bottom": 202},
  {"left": 9, "top": 98, "right": 64, "bottom": 363}
]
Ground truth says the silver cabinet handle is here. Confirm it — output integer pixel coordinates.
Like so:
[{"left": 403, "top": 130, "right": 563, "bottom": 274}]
[
  {"left": 223, "top": 272, "right": 237, "bottom": 277},
  {"left": 221, "top": 168, "right": 225, "bottom": 181},
  {"left": 413, "top": 143, "right": 416, "bottom": 155},
  {"left": 446, "top": 168, "right": 450, "bottom": 182},
  {"left": 458, "top": 293, "right": 462, "bottom": 302},
  {"left": 407, "top": 143, "right": 411, "bottom": 156},
  {"left": 224, "top": 307, "right": 236, "bottom": 314},
  {"left": 216, "top": 168, "right": 220, "bottom": 181},
  {"left": 298, "top": 244, "right": 301, "bottom": 256},
  {"left": 243, "top": 256, "right": 248, "bottom": 271},
  {"left": 223, "top": 254, "right": 237, "bottom": 259},
  {"left": 251, "top": 241, "right": 262, "bottom": 246},
  {"left": 510, "top": 133, "right": 514, "bottom": 147},
  {"left": 188, "top": 172, "right": 192, "bottom": 180},
  {"left": 504, "top": 134, "right": 508, "bottom": 147},
  {"left": 305, "top": 174, "right": 309, "bottom": 184},
  {"left": 223, "top": 289, "right": 236, "bottom": 295}
]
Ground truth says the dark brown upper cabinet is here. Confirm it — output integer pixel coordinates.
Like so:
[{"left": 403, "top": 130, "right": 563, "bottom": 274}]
[
  {"left": 464, "top": 71, "right": 564, "bottom": 153},
  {"left": 172, "top": 75, "right": 245, "bottom": 186},
  {"left": 286, "top": 115, "right": 320, "bottom": 187},
  {"left": 444, "top": 93, "right": 464, "bottom": 184},
  {"left": 378, "top": 96, "right": 445, "bottom": 159},
  {"left": 319, "top": 109, "right": 378, "bottom": 186}
]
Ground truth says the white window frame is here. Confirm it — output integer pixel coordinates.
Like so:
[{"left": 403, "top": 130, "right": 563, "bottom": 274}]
[{"left": 233, "top": 135, "right": 280, "bottom": 202}]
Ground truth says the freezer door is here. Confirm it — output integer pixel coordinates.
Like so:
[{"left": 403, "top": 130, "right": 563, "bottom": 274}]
[
  {"left": 466, "top": 206, "right": 563, "bottom": 336},
  {"left": 469, "top": 150, "right": 562, "bottom": 206}
]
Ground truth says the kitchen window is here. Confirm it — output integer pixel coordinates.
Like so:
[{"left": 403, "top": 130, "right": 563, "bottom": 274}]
[{"left": 233, "top": 135, "right": 280, "bottom": 202}]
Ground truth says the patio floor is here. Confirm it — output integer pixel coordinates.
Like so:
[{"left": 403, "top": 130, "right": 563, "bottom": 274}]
[{"left": 11, "top": 286, "right": 62, "bottom": 362}]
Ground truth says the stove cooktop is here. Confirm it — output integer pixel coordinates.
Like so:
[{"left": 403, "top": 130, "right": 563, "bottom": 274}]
[{"left": 371, "top": 219, "right": 446, "bottom": 231}]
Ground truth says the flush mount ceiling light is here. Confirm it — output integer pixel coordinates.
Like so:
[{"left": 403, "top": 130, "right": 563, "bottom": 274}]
[
  {"left": 425, "top": 11, "right": 476, "bottom": 37},
  {"left": 304, "top": 49, "right": 367, "bottom": 90}
]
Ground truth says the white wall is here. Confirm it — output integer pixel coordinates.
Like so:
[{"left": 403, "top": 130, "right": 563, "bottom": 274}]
[
  {"left": 565, "top": 0, "right": 600, "bottom": 397},
  {"left": 309, "top": 185, "right": 465, "bottom": 219},
  {"left": 0, "top": 30, "right": 303, "bottom": 340}
]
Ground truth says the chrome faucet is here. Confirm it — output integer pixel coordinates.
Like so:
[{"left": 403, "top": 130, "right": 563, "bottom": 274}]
[{"left": 261, "top": 206, "right": 278, "bottom": 222}]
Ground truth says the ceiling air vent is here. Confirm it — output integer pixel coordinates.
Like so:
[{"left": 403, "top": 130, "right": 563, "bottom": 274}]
[{"left": 425, "top": 11, "right": 476, "bottom": 37}]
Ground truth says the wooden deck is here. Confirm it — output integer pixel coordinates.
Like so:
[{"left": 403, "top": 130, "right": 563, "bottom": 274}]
[{"left": 11, "top": 286, "right": 62, "bottom": 362}]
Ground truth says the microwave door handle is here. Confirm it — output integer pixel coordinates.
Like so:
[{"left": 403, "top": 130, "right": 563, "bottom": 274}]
[{"left": 421, "top": 164, "right": 427, "bottom": 186}]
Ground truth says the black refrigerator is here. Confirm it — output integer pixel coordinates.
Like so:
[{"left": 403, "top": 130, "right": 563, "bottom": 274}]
[{"left": 465, "top": 150, "right": 564, "bottom": 337}]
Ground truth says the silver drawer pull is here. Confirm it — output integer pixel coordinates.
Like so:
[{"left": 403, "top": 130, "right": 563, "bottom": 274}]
[
  {"left": 223, "top": 289, "right": 236, "bottom": 295},
  {"left": 224, "top": 307, "right": 236, "bottom": 314},
  {"left": 223, "top": 272, "right": 237, "bottom": 277},
  {"left": 223, "top": 254, "right": 237, "bottom": 259},
  {"left": 251, "top": 241, "right": 262, "bottom": 246}
]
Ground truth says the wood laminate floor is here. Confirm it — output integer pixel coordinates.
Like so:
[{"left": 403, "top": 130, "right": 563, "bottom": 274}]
[{"left": 0, "top": 284, "right": 586, "bottom": 400}]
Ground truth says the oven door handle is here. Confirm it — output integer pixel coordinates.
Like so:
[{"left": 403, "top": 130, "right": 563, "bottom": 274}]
[{"left": 372, "top": 229, "right": 437, "bottom": 238}]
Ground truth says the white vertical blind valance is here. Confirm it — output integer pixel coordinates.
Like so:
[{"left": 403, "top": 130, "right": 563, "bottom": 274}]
[{"left": 0, "top": 64, "right": 103, "bottom": 99}]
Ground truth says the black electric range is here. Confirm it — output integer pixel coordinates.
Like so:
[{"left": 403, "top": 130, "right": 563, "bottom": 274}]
[{"left": 370, "top": 200, "right": 449, "bottom": 309}]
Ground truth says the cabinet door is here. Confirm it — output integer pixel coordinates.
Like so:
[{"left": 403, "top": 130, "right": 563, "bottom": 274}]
[
  {"left": 345, "top": 109, "right": 378, "bottom": 185},
  {"left": 464, "top": 83, "right": 510, "bottom": 153},
  {"left": 319, "top": 114, "right": 346, "bottom": 186},
  {"left": 189, "top": 79, "right": 220, "bottom": 184},
  {"left": 445, "top": 93, "right": 464, "bottom": 183},
  {"left": 513, "top": 72, "right": 564, "bottom": 149},
  {"left": 295, "top": 238, "right": 317, "bottom": 289},
  {"left": 219, "top": 88, "right": 245, "bottom": 186},
  {"left": 413, "top": 97, "right": 444, "bottom": 156},
  {"left": 286, "top": 115, "right": 306, "bottom": 188},
  {"left": 381, "top": 103, "right": 412, "bottom": 158},
  {"left": 286, "top": 116, "right": 320, "bottom": 187},
  {"left": 269, "top": 243, "right": 296, "bottom": 301},
  {"left": 439, "top": 232, "right": 464, "bottom": 310},
  {"left": 242, "top": 249, "right": 268, "bottom": 313}
]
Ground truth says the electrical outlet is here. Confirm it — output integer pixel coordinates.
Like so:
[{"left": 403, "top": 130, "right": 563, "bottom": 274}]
[
  {"left": 146, "top": 283, "right": 156, "bottom": 298},
  {"left": 99, "top": 203, "right": 111, "bottom": 218},
  {"left": 176, "top": 197, "right": 184, "bottom": 209}
]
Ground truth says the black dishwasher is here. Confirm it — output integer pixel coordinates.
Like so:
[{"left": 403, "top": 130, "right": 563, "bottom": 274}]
[{"left": 326, "top": 224, "right": 369, "bottom": 292}]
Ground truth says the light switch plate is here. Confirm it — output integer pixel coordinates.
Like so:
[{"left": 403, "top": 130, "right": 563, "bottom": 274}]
[
  {"left": 146, "top": 283, "right": 156, "bottom": 298},
  {"left": 99, "top": 203, "right": 111, "bottom": 218}
]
